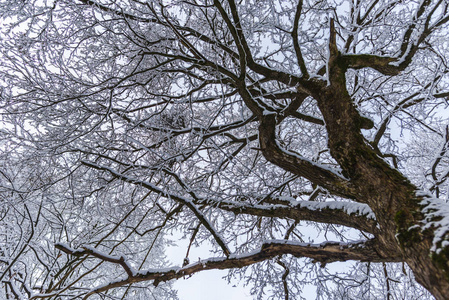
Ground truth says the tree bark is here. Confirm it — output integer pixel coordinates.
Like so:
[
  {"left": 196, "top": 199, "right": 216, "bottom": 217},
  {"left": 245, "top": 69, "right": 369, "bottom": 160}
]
[{"left": 308, "top": 53, "right": 449, "bottom": 299}]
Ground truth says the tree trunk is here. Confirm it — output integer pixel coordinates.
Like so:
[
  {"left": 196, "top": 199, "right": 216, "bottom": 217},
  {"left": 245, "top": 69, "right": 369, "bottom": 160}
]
[{"left": 314, "top": 59, "right": 449, "bottom": 300}]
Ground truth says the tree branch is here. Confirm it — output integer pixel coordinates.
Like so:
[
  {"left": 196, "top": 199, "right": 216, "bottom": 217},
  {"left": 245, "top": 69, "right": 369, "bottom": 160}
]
[
  {"left": 341, "top": 54, "right": 400, "bottom": 76},
  {"left": 213, "top": 0, "right": 249, "bottom": 77},
  {"left": 341, "top": 1, "right": 449, "bottom": 76},
  {"left": 69, "top": 239, "right": 397, "bottom": 299},
  {"left": 373, "top": 75, "right": 448, "bottom": 148},
  {"left": 55, "top": 244, "right": 135, "bottom": 277},
  {"left": 291, "top": 0, "right": 308, "bottom": 78},
  {"left": 259, "top": 113, "right": 358, "bottom": 199},
  {"left": 213, "top": 198, "right": 378, "bottom": 235}
]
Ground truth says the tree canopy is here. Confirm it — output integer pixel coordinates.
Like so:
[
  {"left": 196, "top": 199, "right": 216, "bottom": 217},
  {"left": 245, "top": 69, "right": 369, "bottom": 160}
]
[{"left": 1, "top": 0, "right": 449, "bottom": 299}]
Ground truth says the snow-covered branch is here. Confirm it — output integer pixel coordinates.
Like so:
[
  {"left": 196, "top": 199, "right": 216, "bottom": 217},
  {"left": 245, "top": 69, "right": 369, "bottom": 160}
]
[
  {"left": 55, "top": 239, "right": 396, "bottom": 299},
  {"left": 214, "top": 198, "right": 378, "bottom": 234}
]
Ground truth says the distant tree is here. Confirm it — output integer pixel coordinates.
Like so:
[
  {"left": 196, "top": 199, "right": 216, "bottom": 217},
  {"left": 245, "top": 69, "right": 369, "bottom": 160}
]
[{"left": 1, "top": 0, "right": 449, "bottom": 299}]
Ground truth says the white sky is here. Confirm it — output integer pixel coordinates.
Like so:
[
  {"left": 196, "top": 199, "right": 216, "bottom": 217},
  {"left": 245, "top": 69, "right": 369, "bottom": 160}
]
[{"left": 174, "top": 271, "right": 252, "bottom": 300}]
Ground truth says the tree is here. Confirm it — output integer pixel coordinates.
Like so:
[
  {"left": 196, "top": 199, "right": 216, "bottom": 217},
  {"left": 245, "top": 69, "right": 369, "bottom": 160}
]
[{"left": 1, "top": 0, "right": 449, "bottom": 299}]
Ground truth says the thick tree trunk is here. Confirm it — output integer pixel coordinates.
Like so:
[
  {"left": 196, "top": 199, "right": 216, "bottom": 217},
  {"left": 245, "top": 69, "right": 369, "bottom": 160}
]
[{"left": 312, "top": 59, "right": 449, "bottom": 299}]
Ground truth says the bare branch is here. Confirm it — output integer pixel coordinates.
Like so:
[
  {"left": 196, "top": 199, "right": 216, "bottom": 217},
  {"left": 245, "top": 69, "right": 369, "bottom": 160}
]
[
  {"left": 291, "top": 0, "right": 308, "bottom": 78},
  {"left": 55, "top": 244, "right": 135, "bottom": 277}
]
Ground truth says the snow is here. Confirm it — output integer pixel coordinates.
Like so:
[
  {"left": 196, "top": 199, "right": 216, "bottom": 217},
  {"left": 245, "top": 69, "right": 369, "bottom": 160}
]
[
  {"left": 84, "top": 245, "right": 123, "bottom": 261},
  {"left": 54, "top": 242, "right": 85, "bottom": 256},
  {"left": 54, "top": 242, "right": 74, "bottom": 252},
  {"left": 419, "top": 191, "right": 449, "bottom": 251},
  {"left": 295, "top": 200, "right": 375, "bottom": 219},
  {"left": 81, "top": 160, "right": 230, "bottom": 256},
  {"left": 220, "top": 196, "right": 375, "bottom": 222},
  {"left": 261, "top": 239, "right": 366, "bottom": 249},
  {"left": 262, "top": 110, "right": 276, "bottom": 116},
  {"left": 137, "top": 266, "right": 181, "bottom": 276}
]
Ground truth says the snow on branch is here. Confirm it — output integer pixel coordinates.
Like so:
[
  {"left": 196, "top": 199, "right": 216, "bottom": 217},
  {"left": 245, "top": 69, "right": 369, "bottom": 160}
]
[
  {"left": 215, "top": 198, "right": 378, "bottom": 234},
  {"left": 56, "top": 239, "right": 397, "bottom": 299},
  {"left": 55, "top": 244, "right": 136, "bottom": 277}
]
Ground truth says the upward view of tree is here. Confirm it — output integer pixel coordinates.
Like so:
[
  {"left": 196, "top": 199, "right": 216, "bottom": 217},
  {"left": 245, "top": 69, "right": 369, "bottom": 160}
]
[{"left": 1, "top": 0, "right": 449, "bottom": 299}]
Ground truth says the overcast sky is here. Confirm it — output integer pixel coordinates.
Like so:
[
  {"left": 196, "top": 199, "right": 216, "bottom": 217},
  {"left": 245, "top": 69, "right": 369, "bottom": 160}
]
[{"left": 174, "top": 270, "right": 252, "bottom": 300}]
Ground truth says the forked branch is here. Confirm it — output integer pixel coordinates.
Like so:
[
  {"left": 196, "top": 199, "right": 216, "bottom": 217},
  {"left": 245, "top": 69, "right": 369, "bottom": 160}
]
[{"left": 258, "top": 113, "right": 358, "bottom": 199}]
